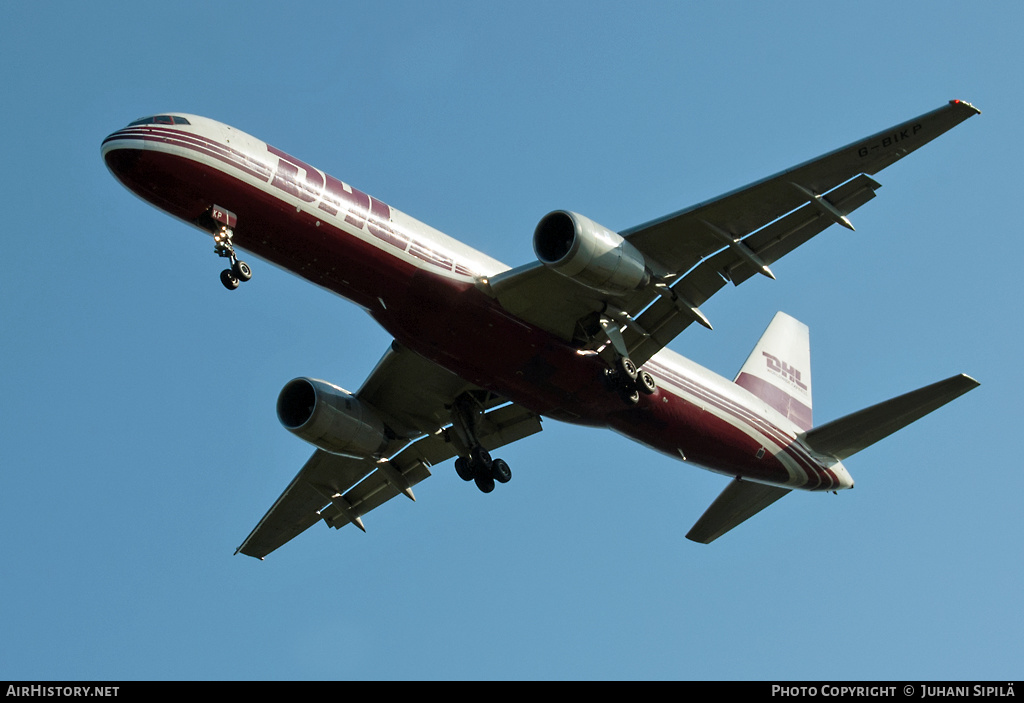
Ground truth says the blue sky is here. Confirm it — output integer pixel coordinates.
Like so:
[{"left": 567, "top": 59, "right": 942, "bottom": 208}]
[{"left": 2, "top": 1, "right": 1020, "bottom": 681}]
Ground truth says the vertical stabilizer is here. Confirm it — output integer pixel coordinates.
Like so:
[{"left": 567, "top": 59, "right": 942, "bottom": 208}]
[{"left": 734, "top": 312, "right": 813, "bottom": 430}]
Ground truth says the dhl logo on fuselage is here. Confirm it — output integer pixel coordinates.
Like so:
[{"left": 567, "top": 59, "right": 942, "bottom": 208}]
[
  {"left": 265, "top": 145, "right": 470, "bottom": 275},
  {"left": 266, "top": 145, "right": 405, "bottom": 249}
]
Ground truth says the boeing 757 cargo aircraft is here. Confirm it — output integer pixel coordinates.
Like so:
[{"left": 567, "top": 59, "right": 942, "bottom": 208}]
[{"left": 102, "top": 100, "right": 981, "bottom": 558}]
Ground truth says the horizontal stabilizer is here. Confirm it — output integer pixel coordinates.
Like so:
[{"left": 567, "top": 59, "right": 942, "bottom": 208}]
[
  {"left": 800, "top": 374, "right": 979, "bottom": 461},
  {"left": 686, "top": 478, "right": 791, "bottom": 544}
]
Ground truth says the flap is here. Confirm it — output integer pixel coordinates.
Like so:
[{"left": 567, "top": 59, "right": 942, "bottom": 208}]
[{"left": 623, "top": 174, "right": 880, "bottom": 366}]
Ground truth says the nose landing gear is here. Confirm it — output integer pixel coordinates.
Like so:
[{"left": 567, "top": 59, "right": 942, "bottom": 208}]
[{"left": 209, "top": 206, "right": 252, "bottom": 291}]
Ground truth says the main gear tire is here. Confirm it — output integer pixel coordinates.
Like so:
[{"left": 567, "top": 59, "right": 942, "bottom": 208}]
[
  {"left": 232, "top": 260, "right": 252, "bottom": 282},
  {"left": 490, "top": 458, "right": 512, "bottom": 484},
  {"left": 220, "top": 269, "right": 240, "bottom": 290}
]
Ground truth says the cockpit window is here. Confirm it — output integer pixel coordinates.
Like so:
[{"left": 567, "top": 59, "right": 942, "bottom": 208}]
[{"left": 128, "top": 115, "right": 191, "bottom": 126}]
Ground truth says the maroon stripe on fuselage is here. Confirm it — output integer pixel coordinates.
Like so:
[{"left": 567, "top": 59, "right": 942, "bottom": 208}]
[
  {"left": 644, "top": 359, "right": 836, "bottom": 489},
  {"left": 103, "top": 141, "right": 612, "bottom": 419},
  {"left": 103, "top": 134, "right": 272, "bottom": 184},
  {"left": 104, "top": 134, "right": 837, "bottom": 491},
  {"left": 650, "top": 362, "right": 808, "bottom": 469},
  {"left": 104, "top": 128, "right": 274, "bottom": 183},
  {"left": 107, "top": 130, "right": 470, "bottom": 278},
  {"left": 606, "top": 385, "right": 796, "bottom": 485}
]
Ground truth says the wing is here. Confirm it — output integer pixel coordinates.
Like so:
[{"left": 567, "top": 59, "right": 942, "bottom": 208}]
[
  {"left": 235, "top": 343, "right": 542, "bottom": 559},
  {"left": 490, "top": 100, "right": 980, "bottom": 364}
]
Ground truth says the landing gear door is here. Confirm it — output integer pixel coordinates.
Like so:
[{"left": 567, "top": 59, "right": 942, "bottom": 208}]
[{"left": 210, "top": 204, "right": 237, "bottom": 229}]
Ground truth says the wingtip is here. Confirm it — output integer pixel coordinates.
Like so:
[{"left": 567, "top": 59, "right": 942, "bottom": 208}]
[
  {"left": 950, "top": 99, "right": 981, "bottom": 115},
  {"left": 684, "top": 530, "right": 714, "bottom": 545},
  {"left": 958, "top": 373, "right": 981, "bottom": 388},
  {"left": 234, "top": 546, "right": 265, "bottom": 560}
]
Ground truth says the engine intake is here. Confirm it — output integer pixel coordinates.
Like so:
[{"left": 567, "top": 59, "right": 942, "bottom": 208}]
[
  {"left": 277, "top": 377, "right": 388, "bottom": 456},
  {"left": 533, "top": 210, "right": 650, "bottom": 295}
]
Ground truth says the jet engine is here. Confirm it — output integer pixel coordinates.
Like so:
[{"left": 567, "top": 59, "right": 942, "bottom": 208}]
[
  {"left": 533, "top": 210, "right": 650, "bottom": 295},
  {"left": 276, "top": 377, "right": 388, "bottom": 456}
]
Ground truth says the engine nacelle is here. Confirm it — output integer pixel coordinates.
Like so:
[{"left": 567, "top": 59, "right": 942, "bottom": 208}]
[
  {"left": 533, "top": 210, "right": 650, "bottom": 295},
  {"left": 276, "top": 377, "right": 388, "bottom": 457}
]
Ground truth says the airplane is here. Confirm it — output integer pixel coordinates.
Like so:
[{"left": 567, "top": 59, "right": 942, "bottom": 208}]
[{"left": 102, "top": 100, "right": 981, "bottom": 559}]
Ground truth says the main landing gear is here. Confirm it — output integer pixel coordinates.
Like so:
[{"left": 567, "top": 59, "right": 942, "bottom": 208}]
[
  {"left": 455, "top": 447, "right": 511, "bottom": 494},
  {"left": 605, "top": 355, "right": 657, "bottom": 405},
  {"left": 209, "top": 205, "right": 252, "bottom": 291},
  {"left": 449, "top": 394, "right": 512, "bottom": 493},
  {"left": 593, "top": 309, "right": 656, "bottom": 405}
]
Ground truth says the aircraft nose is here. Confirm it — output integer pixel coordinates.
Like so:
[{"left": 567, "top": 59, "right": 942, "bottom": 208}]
[
  {"left": 101, "top": 125, "right": 135, "bottom": 152},
  {"left": 101, "top": 128, "right": 143, "bottom": 186},
  {"left": 101, "top": 128, "right": 125, "bottom": 158}
]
